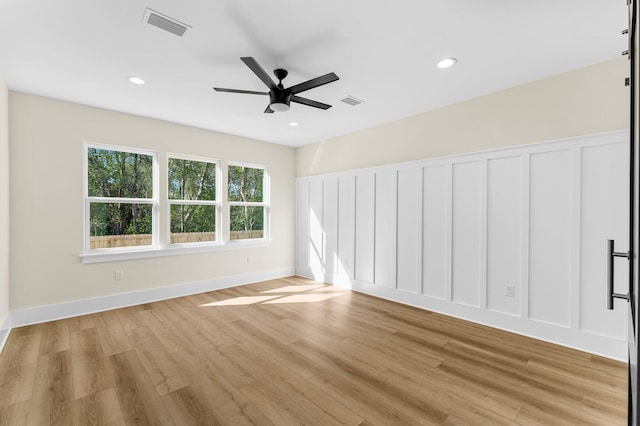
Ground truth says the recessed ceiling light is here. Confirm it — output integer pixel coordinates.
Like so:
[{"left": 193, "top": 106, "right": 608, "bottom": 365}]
[
  {"left": 437, "top": 58, "right": 457, "bottom": 69},
  {"left": 129, "top": 77, "right": 145, "bottom": 85},
  {"left": 289, "top": 122, "right": 299, "bottom": 127}
]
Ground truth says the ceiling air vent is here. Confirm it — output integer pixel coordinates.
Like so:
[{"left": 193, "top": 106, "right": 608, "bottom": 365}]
[
  {"left": 341, "top": 96, "right": 363, "bottom": 106},
  {"left": 143, "top": 8, "right": 191, "bottom": 37}
]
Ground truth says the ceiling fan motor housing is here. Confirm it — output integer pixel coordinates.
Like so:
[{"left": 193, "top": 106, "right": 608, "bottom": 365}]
[{"left": 269, "top": 89, "right": 291, "bottom": 112}]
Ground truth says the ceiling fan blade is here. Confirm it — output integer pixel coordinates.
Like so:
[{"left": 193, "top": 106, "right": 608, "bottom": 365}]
[
  {"left": 241, "top": 57, "right": 277, "bottom": 90},
  {"left": 291, "top": 95, "right": 332, "bottom": 110},
  {"left": 264, "top": 105, "right": 274, "bottom": 113},
  {"left": 213, "top": 87, "right": 268, "bottom": 95},
  {"left": 289, "top": 72, "right": 339, "bottom": 95}
]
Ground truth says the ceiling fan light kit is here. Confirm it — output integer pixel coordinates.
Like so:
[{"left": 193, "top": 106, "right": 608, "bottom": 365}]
[{"left": 213, "top": 57, "right": 339, "bottom": 113}]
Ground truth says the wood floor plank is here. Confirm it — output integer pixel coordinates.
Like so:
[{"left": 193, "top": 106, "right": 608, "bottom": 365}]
[
  {"left": 0, "top": 276, "right": 627, "bottom": 425},
  {"left": 307, "top": 370, "right": 440, "bottom": 425},
  {"left": 113, "top": 306, "right": 147, "bottom": 331},
  {"left": 36, "top": 320, "right": 71, "bottom": 356},
  {"left": 227, "top": 320, "right": 320, "bottom": 379},
  {"left": 125, "top": 326, "right": 189, "bottom": 396},
  {"left": 0, "top": 363, "right": 38, "bottom": 407},
  {"left": 70, "top": 327, "right": 113, "bottom": 400},
  {"left": 70, "top": 388, "right": 125, "bottom": 426},
  {"left": 240, "top": 377, "right": 332, "bottom": 426},
  {"left": 67, "top": 313, "right": 97, "bottom": 332},
  {"left": 162, "top": 385, "right": 221, "bottom": 426},
  {"left": 137, "top": 308, "right": 192, "bottom": 354},
  {"left": 94, "top": 310, "right": 133, "bottom": 356},
  {"left": 108, "top": 350, "right": 174, "bottom": 426},
  {"left": 276, "top": 317, "right": 346, "bottom": 347},
  {"left": 381, "top": 365, "right": 520, "bottom": 424},
  {"left": 0, "top": 330, "right": 41, "bottom": 371},
  {"left": 29, "top": 350, "right": 74, "bottom": 424},
  {"left": 152, "top": 298, "right": 226, "bottom": 350},
  {"left": 169, "top": 346, "right": 268, "bottom": 425},
  {"left": 0, "top": 401, "right": 31, "bottom": 426},
  {"left": 0, "top": 330, "right": 42, "bottom": 407},
  {"left": 192, "top": 342, "right": 262, "bottom": 389},
  {"left": 258, "top": 369, "right": 364, "bottom": 426}
]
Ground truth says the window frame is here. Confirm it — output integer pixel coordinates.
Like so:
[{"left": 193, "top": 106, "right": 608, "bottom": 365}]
[
  {"left": 83, "top": 143, "right": 159, "bottom": 252},
  {"left": 227, "top": 161, "right": 270, "bottom": 243},
  {"left": 166, "top": 153, "right": 220, "bottom": 246},
  {"left": 81, "top": 145, "right": 271, "bottom": 263}
]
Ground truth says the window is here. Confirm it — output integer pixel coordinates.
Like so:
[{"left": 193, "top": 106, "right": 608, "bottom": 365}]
[
  {"left": 83, "top": 144, "right": 269, "bottom": 261},
  {"left": 168, "top": 156, "right": 218, "bottom": 244},
  {"left": 85, "top": 145, "right": 157, "bottom": 250},
  {"left": 228, "top": 164, "right": 268, "bottom": 240}
]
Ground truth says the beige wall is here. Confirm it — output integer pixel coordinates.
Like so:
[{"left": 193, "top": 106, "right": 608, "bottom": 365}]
[
  {"left": 0, "top": 76, "right": 8, "bottom": 325},
  {"left": 297, "top": 58, "right": 630, "bottom": 177},
  {"left": 9, "top": 92, "right": 296, "bottom": 310}
]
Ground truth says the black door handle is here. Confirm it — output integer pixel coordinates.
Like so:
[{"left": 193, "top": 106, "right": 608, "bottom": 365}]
[{"left": 607, "top": 239, "right": 630, "bottom": 309}]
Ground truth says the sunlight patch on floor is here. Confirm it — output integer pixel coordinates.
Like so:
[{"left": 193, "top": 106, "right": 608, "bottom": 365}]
[
  {"left": 199, "top": 284, "right": 344, "bottom": 307},
  {"left": 200, "top": 295, "right": 280, "bottom": 306},
  {"left": 262, "top": 293, "right": 342, "bottom": 304},
  {"left": 261, "top": 285, "right": 327, "bottom": 293}
]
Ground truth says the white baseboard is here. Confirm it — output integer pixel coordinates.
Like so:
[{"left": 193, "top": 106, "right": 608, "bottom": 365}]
[
  {"left": 0, "top": 312, "right": 10, "bottom": 353},
  {"left": 10, "top": 267, "right": 295, "bottom": 328}
]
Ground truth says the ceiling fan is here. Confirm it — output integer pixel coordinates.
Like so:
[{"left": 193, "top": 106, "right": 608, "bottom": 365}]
[{"left": 213, "top": 57, "right": 339, "bottom": 113}]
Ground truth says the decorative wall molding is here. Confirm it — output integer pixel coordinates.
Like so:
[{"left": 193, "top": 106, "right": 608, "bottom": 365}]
[{"left": 296, "top": 130, "right": 630, "bottom": 361}]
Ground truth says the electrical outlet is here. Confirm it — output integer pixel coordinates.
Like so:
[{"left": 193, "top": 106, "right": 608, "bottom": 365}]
[
  {"left": 506, "top": 285, "right": 515, "bottom": 297},
  {"left": 115, "top": 270, "right": 124, "bottom": 281},
  {"left": 247, "top": 255, "right": 253, "bottom": 264}
]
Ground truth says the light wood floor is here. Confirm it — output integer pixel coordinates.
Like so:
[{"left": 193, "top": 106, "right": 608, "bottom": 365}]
[{"left": 0, "top": 276, "right": 627, "bottom": 425}]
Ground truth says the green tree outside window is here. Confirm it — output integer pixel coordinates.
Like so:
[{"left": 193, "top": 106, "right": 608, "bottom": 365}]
[
  {"left": 87, "top": 147, "right": 154, "bottom": 249},
  {"left": 168, "top": 157, "right": 217, "bottom": 244},
  {"left": 228, "top": 165, "right": 266, "bottom": 240}
]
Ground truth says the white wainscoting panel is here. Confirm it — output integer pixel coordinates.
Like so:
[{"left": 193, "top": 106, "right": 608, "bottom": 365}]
[
  {"left": 354, "top": 173, "right": 375, "bottom": 283},
  {"left": 323, "top": 176, "right": 339, "bottom": 284},
  {"left": 487, "top": 156, "right": 522, "bottom": 316},
  {"left": 337, "top": 176, "right": 356, "bottom": 285},
  {"left": 296, "top": 181, "right": 310, "bottom": 277},
  {"left": 528, "top": 150, "right": 572, "bottom": 328},
  {"left": 374, "top": 170, "right": 396, "bottom": 288},
  {"left": 422, "top": 165, "right": 448, "bottom": 299},
  {"left": 580, "top": 142, "right": 628, "bottom": 339},
  {"left": 309, "top": 180, "right": 324, "bottom": 279},
  {"left": 452, "top": 161, "right": 482, "bottom": 308},
  {"left": 295, "top": 130, "right": 629, "bottom": 360},
  {"left": 397, "top": 167, "right": 421, "bottom": 294}
]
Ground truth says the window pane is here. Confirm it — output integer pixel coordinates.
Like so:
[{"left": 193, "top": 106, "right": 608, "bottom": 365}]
[
  {"left": 229, "top": 206, "right": 264, "bottom": 240},
  {"left": 170, "top": 204, "right": 216, "bottom": 243},
  {"left": 228, "top": 165, "right": 263, "bottom": 202},
  {"left": 168, "top": 158, "right": 216, "bottom": 201},
  {"left": 89, "top": 203, "right": 152, "bottom": 248},
  {"left": 88, "top": 148, "right": 153, "bottom": 198}
]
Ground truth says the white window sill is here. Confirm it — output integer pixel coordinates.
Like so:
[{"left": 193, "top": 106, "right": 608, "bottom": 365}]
[{"left": 80, "top": 240, "right": 270, "bottom": 263}]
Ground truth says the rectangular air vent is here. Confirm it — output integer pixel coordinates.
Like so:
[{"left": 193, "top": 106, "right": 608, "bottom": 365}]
[
  {"left": 143, "top": 8, "right": 191, "bottom": 37},
  {"left": 341, "top": 96, "right": 364, "bottom": 106}
]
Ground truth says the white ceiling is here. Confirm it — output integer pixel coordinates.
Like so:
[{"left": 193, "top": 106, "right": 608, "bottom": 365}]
[{"left": 0, "top": 0, "right": 629, "bottom": 147}]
